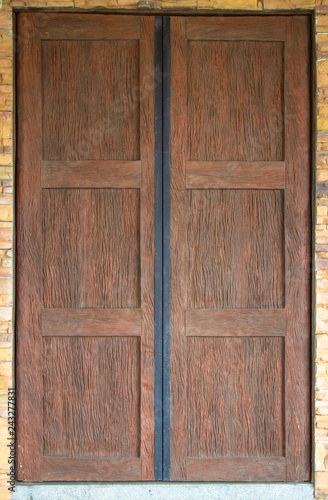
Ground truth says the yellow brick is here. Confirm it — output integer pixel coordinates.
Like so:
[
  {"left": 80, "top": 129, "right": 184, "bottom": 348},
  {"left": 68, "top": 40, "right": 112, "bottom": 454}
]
[
  {"left": 0, "top": 207, "right": 12, "bottom": 223},
  {"left": 0, "top": 169, "right": 12, "bottom": 182},
  {"left": 317, "top": 375, "right": 328, "bottom": 391},
  {"left": 318, "top": 60, "right": 328, "bottom": 88},
  {"left": 316, "top": 400, "right": 328, "bottom": 416},
  {"left": 0, "top": 308, "right": 11, "bottom": 324},
  {"left": 0, "top": 296, "right": 11, "bottom": 308},
  {"left": 198, "top": 0, "right": 259, "bottom": 7},
  {"left": 83, "top": 0, "right": 118, "bottom": 6},
  {"left": 0, "top": 369, "right": 11, "bottom": 390},
  {"left": 0, "top": 445, "right": 10, "bottom": 473},
  {"left": 0, "top": 487, "right": 10, "bottom": 500},
  {"left": 158, "top": 0, "right": 196, "bottom": 6},
  {"left": 317, "top": 335, "right": 328, "bottom": 350},
  {"left": 317, "top": 33, "right": 328, "bottom": 43},
  {"left": 318, "top": 206, "right": 328, "bottom": 216},
  {"left": 265, "top": 0, "right": 314, "bottom": 7},
  {"left": 0, "top": 349, "right": 11, "bottom": 363},
  {"left": 319, "top": 104, "right": 328, "bottom": 117},
  {"left": 118, "top": 0, "right": 138, "bottom": 5},
  {"left": 319, "top": 116, "right": 328, "bottom": 131},
  {"left": 318, "top": 363, "right": 328, "bottom": 376},
  {"left": 316, "top": 471, "right": 328, "bottom": 493}
]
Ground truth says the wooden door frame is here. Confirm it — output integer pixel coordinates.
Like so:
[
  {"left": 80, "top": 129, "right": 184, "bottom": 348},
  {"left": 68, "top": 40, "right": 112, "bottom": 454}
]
[{"left": 13, "top": 9, "right": 315, "bottom": 484}]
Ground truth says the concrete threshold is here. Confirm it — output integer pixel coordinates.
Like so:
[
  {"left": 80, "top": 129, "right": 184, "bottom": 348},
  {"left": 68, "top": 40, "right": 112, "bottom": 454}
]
[{"left": 13, "top": 482, "right": 314, "bottom": 500}]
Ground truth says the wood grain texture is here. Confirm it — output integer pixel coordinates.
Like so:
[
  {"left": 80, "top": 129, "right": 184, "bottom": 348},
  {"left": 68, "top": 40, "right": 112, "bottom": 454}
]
[
  {"left": 170, "top": 15, "right": 310, "bottom": 482},
  {"left": 186, "top": 16, "right": 286, "bottom": 41},
  {"left": 170, "top": 16, "right": 188, "bottom": 481},
  {"left": 188, "top": 40, "right": 284, "bottom": 162},
  {"left": 186, "top": 161, "right": 285, "bottom": 189},
  {"left": 42, "top": 309, "right": 142, "bottom": 337},
  {"left": 186, "top": 309, "right": 286, "bottom": 337},
  {"left": 187, "top": 190, "right": 285, "bottom": 309},
  {"left": 284, "top": 17, "right": 311, "bottom": 481},
  {"left": 187, "top": 337, "right": 284, "bottom": 458},
  {"left": 16, "top": 13, "right": 43, "bottom": 481},
  {"left": 42, "top": 40, "right": 140, "bottom": 161},
  {"left": 42, "top": 457, "right": 141, "bottom": 481},
  {"left": 35, "top": 13, "right": 140, "bottom": 40},
  {"left": 17, "top": 13, "right": 156, "bottom": 481},
  {"left": 43, "top": 337, "right": 140, "bottom": 458},
  {"left": 42, "top": 188, "right": 140, "bottom": 309},
  {"left": 186, "top": 457, "right": 286, "bottom": 482},
  {"left": 42, "top": 160, "right": 141, "bottom": 188},
  {"left": 139, "top": 16, "right": 156, "bottom": 480}
]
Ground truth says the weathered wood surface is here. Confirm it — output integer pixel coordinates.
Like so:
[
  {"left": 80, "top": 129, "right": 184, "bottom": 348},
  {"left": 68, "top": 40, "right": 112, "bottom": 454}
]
[
  {"left": 42, "top": 309, "right": 142, "bottom": 337},
  {"left": 42, "top": 160, "right": 141, "bottom": 188},
  {"left": 186, "top": 309, "right": 286, "bottom": 337},
  {"left": 17, "top": 13, "right": 156, "bottom": 482},
  {"left": 170, "top": 15, "right": 310, "bottom": 482},
  {"left": 186, "top": 161, "right": 285, "bottom": 189}
]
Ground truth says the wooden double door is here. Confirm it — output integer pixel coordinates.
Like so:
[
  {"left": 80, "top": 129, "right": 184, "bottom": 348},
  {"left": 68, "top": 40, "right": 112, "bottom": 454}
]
[{"left": 16, "top": 13, "right": 311, "bottom": 482}]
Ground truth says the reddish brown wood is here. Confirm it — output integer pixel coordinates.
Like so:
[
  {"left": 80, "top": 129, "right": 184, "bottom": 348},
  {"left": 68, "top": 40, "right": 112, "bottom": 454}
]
[
  {"left": 42, "top": 39, "right": 140, "bottom": 161},
  {"left": 17, "top": 13, "right": 156, "bottom": 482},
  {"left": 170, "top": 15, "right": 310, "bottom": 482},
  {"left": 187, "top": 337, "right": 284, "bottom": 459},
  {"left": 35, "top": 13, "right": 140, "bottom": 40},
  {"left": 186, "top": 458, "right": 286, "bottom": 482},
  {"left": 186, "top": 16, "right": 286, "bottom": 41},
  {"left": 42, "top": 309, "right": 142, "bottom": 337},
  {"left": 139, "top": 16, "right": 156, "bottom": 480},
  {"left": 16, "top": 13, "right": 43, "bottom": 482},
  {"left": 187, "top": 190, "right": 285, "bottom": 309},
  {"left": 42, "top": 189, "right": 140, "bottom": 309},
  {"left": 170, "top": 17, "right": 189, "bottom": 481},
  {"left": 188, "top": 39, "right": 284, "bottom": 163},
  {"left": 42, "top": 458, "right": 141, "bottom": 481},
  {"left": 284, "top": 16, "right": 311, "bottom": 482},
  {"left": 43, "top": 337, "right": 140, "bottom": 458},
  {"left": 186, "top": 161, "right": 285, "bottom": 189},
  {"left": 186, "top": 309, "right": 286, "bottom": 337},
  {"left": 42, "top": 160, "right": 141, "bottom": 188}
]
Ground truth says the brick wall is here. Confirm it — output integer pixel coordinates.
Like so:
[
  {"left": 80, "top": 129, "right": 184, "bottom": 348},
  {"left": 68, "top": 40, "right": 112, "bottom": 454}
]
[{"left": 0, "top": 0, "right": 323, "bottom": 498}]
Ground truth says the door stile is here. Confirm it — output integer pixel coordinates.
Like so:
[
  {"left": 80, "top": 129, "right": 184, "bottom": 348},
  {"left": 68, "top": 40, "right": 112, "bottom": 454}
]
[
  {"left": 170, "top": 16, "right": 188, "bottom": 481},
  {"left": 140, "top": 16, "right": 156, "bottom": 481},
  {"left": 285, "top": 16, "right": 311, "bottom": 481},
  {"left": 16, "top": 13, "right": 43, "bottom": 481}
]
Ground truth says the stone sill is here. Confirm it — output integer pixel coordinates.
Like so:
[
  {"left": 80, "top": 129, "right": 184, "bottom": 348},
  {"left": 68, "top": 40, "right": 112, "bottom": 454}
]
[{"left": 12, "top": 481, "right": 315, "bottom": 500}]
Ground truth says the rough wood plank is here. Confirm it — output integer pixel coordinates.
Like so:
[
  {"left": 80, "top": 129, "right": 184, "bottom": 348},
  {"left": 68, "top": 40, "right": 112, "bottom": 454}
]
[
  {"left": 42, "top": 160, "right": 141, "bottom": 188},
  {"left": 186, "top": 161, "right": 285, "bottom": 189},
  {"left": 42, "top": 309, "right": 142, "bottom": 337},
  {"left": 284, "top": 16, "right": 311, "bottom": 482},
  {"left": 16, "top": 13, "right": 43, "bottom": 482},
  {"left": 17, "top": 13, "right": 156, "bottom": 482},
  {"left": 187, "top": 337, "right": 284, "bottom": 459},
  {"left": 139, "top": 16, "right": 156, "bottom": 480},
  {"left": 36, "top": 13, "right": 141, "bottom": 40},
  {"left": 42, "top": 189, "right": 140, "bottom": 309},
  {"left": 187, "top": 190, "right": 285, "bottom": 309},
  {"left": 42, "top": 40, "right": 140, "bottom": 161},
  {"left": 186, "top": 309, "right": 286, "bottom": 337},
  {"left": 43, "top": 337, "right": 141, "bottom": 459},
  {"left": 188, "top": 40, "right": 284, "bottom": 162},
  {"left": 170, "top": 17, "right": 188, "bottom": 481},
  {"left": 186, "top": 457, "right": 286, "bottom": 482},
  {"left": 186, "top": 16, "right": 287, "bottom": 41},
  {"left": 42, "top": 458, "right": 141, "bottom": 481}
]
